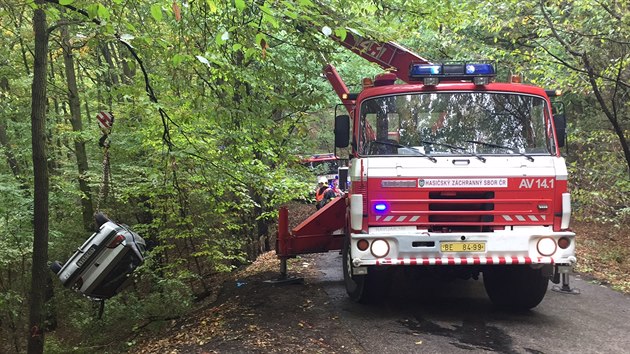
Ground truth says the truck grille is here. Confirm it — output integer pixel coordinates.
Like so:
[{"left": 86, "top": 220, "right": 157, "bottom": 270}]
[{"left": 428, "top": 191, "right": 495, "bottom": 232}]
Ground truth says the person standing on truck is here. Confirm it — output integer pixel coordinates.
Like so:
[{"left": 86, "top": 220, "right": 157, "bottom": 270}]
[{"left": 315, "top": 176, "right": 334, "bottom": 210}]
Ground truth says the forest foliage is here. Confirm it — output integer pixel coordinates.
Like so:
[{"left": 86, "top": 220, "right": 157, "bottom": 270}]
[{"left": 0, "top": 0, "right": 628, "bottom": 352}]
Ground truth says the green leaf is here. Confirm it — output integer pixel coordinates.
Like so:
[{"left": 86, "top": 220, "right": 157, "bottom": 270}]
[
  {"left": 206, "top": 0, "right": 217, "bottom": 12},
  {"left": 59, "top": 0, "right": 74, "bottom": 5},
  {"left": 234, "top": 0, "right": 245, "bottom": 12},
  {"left": 263, "top": 13, "right": 279, "bottom": 28},
  {"left": 216, "top": 31, "right": 229, "bottom": 45},
  {"left": 96, "top": 4, "right": 109, "bottom": 19},
  {"left": 334, "top": 27, "right": 347, "bottom": 41},
  {"left": 172, "top": 54, "right": 186, "bottom": 66},
  {"left": 125, "top": 23, "right": 137, "bottom": 32},
  {"left": 151, "top": 4, "right": 163, "bottom": 21},
  {"left": 86, "top": 4, "right": 99, "bottom": 18},
  {"left": 255, "top": 32, "right": 266, "bottom": 46}
]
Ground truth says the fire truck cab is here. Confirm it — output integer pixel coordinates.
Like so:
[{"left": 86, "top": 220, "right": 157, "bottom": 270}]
[{"left": 333, "top": 63, "right": 575, "bottom": 308}]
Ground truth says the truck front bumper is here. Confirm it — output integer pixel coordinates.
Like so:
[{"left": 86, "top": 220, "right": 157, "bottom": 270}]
[{"left": 350, "top": 226, "right": 576, "bottom": 268}]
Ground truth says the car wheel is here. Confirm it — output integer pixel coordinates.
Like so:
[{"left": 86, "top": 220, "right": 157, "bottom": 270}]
[
  {"left": 49, "top": 261, "right": 63, "bottom": 274},
  {"left": 95, "top": 212, "right": 110, "bottom": 228}
]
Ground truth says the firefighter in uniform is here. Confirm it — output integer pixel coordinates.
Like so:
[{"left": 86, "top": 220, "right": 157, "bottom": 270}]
[{"left": 315, "top": 176, "right": 334, "bottom": 210}]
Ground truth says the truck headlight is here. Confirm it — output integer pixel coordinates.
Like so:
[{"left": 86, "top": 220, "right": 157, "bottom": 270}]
[
  {"left": 370, "top": 239, "right": 390, "bottom": 258},
  {"left": 537, "top": 237, "right": 557, "bottom": 256}
]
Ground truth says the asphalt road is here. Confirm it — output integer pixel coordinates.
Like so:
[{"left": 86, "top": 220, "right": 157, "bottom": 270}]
[{"left": 312, "top": 252, "right": 630, "bottom": 354}]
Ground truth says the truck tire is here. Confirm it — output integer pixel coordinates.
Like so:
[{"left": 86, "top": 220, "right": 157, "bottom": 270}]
[
  {"left": 483, "top": 265, "right": 549, "bottom": 310},
  {"left": 342, "top": 236, "right": 390, "bottom": 303},
  {"left": 343, "top": 236, "right": 366, "bottom": 302}
]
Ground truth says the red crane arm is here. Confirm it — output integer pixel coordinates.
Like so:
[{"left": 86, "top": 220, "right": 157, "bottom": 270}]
[
  {"left": 331, "top": 31, "right": 431, "bottom": 83},
  {"left": 323, "top": 64, "right": 354, "bottom": 114}
]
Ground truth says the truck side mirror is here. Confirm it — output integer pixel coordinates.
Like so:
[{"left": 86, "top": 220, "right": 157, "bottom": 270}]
[
  {"left": 553, "top": 113, "right": 566, "bottom": 148},
  {"left": 334, "top": 115, "right": 350, "bottom": 148}
]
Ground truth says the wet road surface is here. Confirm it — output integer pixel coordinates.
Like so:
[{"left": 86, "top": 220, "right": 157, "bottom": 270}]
[{"left": 312, "top": 252, "right": 630, "bottom": 354}]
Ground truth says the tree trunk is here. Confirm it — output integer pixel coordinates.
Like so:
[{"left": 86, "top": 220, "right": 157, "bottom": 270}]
[
  {"left": 61, "top": 24, "right": 95, "bottom": 231},
  {"left": 101, "top": 42, "right": 120, "bottom": 87},
  {"left": 27, "top": 2, "right": 49, "bottom": 354},
  {"left": 581, "top": 54, "right": 630, "bottom": 178}
]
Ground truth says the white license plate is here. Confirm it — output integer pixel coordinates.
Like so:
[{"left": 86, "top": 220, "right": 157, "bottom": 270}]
[{"left": 76, "top": 245, "right": 97, "bottom": 267}]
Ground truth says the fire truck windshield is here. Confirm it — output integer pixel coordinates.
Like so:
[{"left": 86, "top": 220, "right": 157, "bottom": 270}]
[{"left": 359, "top": 92, "right": 552, "bottom": 157}]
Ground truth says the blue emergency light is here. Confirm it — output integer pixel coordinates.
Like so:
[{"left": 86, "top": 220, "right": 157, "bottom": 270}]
[
  {"left": 465, "top": 63, "right": 494, "bottom": 75},
  {"left": 410, "top": 65, "right": 442, "bottom": 76},
  {"left": 374, "top": 203, "right": 388, "bottom": 212},
  {"left": 409, "top": 62, "right": 496, "bottom": 85}
]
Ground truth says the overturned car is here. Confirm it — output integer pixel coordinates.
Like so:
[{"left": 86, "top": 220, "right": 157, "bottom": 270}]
[{"left": 50, "top": 215, "right": 146, "bottom": 300}]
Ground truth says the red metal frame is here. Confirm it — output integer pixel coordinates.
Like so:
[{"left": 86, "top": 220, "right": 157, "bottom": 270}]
[
  {"left": 276, "top": 196, "right": 346, "bottom": 258},
  {"left": 324, "top": 31, "right": 430, "bottom": 113},
  {"left": 301, "top": 153, "right": 339, "bottom": 163},
  {"left": 323, "top": 65, "right": 354, "bottom": 114},
  {"left": 330, "top": 31, "right": 430, "bottom": 82}
]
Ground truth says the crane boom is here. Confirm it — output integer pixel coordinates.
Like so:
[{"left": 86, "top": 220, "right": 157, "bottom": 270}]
[
  {"left": 323, "top": 30, "right": 431, "bottom": 113},
  {"left": 331, "top": 31, "right": 430, "bottom": 83}
]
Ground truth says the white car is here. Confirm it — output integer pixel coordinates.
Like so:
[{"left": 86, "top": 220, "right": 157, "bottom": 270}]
[{"left": 50, "top": 216, "right": 146, "bottom": 300}]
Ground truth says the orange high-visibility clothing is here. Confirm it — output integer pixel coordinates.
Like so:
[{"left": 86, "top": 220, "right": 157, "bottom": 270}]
[{"left": 315, "top": 186, "right": 330, "bottom": 202}]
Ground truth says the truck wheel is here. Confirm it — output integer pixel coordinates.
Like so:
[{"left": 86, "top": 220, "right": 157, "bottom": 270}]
[
  {"left": 343, "top": 236, "right": 366, "bottom": 302},
  {"left": 342, "top": 237, "right": 390, "bottom": 303},
  {"left": 483, "top": 265, "right": 549, "bottom": 310}
]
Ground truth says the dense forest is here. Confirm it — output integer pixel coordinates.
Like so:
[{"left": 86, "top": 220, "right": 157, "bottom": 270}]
[{"left": 0, "top": 0, "right": 628, "bottom": 353}]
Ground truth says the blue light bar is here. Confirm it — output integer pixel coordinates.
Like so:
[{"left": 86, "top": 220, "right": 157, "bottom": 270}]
[
  {"left": 409, "top": 62, "right": 496, "bottom": 82},
  {"left": 409, "top": 64, "right": 442, "bottom": 76},
  {"left": 374, "top": 203, "right": 388, "bottom": 212},
  {"left": 465, "top": 63, "right": 495, "bottom": 75}
]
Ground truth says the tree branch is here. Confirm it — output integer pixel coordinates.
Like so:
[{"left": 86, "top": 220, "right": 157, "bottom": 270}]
[
  {"left": 45, "top": 0, "right": 176, "bottom": 149},
  {"left": 596, "top": 0, "right": 622, "bottom": 20},
  {"left": 539, "top": 0, "right": 584, "bottom": 57}
]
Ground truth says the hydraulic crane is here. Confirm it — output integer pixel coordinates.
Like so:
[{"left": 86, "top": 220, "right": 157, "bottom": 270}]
[{"left": 276, "top": 28, "right": 575, "bottom": 309}]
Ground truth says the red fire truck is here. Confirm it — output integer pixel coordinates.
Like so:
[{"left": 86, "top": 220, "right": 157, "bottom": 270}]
[
  {"left": 277, "top": 31, "right": 575, "bottom": 309},
  {"left": 300, "top": 153, "right": 343, "bottom": 184}
]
